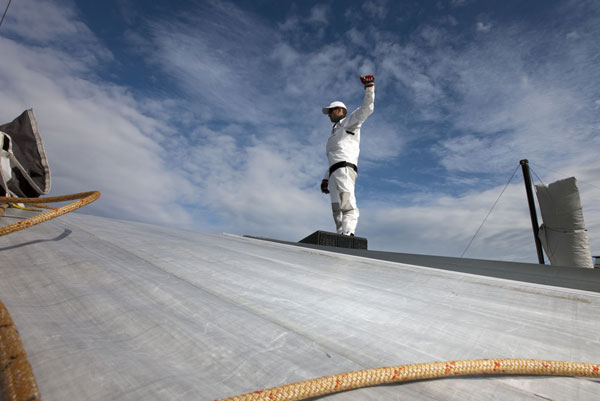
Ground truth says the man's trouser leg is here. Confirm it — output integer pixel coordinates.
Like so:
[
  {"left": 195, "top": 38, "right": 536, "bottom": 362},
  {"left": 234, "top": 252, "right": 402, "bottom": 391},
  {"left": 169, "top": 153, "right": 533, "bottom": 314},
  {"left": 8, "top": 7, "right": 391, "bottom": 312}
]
[{"left": 328, "top": 167, "right": 359, "bottom": 235}]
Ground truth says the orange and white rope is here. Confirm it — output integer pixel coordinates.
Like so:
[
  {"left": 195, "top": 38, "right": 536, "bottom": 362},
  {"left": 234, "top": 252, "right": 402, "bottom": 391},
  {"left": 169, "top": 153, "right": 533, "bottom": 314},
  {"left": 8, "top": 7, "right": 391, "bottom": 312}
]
[{"left": 215, "top": 359, "right": 600, "bottom": 401}]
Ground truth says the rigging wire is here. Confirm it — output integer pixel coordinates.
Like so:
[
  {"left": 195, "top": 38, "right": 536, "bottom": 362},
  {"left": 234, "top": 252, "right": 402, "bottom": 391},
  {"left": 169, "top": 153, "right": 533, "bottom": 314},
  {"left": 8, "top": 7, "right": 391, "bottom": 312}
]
[
  {"left": 529, "top": 167, "right": 545, "bottom": 186},
  {"left": 530, "top": 160, "right": 600, "bottom": 192},
  {"left": 460, "top": 164, "right": 520, "bottom": 258},
  {"left": 0, "top": 0, "right": 12, "bottom": 30}
]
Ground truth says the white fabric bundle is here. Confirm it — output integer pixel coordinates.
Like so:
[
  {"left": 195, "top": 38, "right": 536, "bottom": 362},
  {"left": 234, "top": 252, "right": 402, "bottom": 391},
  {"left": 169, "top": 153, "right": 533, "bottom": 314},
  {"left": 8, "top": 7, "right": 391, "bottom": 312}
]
[{"left": 535, "top": 177, "right": 593, "bottom": 268}]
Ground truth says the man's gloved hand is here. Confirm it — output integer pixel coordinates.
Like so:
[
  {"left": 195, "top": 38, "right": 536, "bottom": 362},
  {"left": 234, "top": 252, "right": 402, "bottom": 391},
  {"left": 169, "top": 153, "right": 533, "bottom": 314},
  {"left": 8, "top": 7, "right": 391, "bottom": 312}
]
[
  {"left": 360, "top": 74, "right": 374, "bottom": 88},
  {"left": 321, "top": 179, "right": 330, "bottom": 194}
]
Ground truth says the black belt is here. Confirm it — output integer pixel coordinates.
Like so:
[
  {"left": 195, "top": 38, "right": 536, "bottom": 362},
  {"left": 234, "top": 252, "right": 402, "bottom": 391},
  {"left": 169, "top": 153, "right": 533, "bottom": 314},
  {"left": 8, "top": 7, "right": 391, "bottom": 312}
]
[{"left": 329, "top": 161, "right": 357, "bottom": 176}]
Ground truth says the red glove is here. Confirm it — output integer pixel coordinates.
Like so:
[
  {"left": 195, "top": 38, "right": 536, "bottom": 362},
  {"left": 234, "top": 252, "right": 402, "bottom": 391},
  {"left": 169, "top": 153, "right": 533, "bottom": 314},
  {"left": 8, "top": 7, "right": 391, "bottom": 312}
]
[
  {"left": 321, "top": 179, "right": 329, "bottom": 194},
  {"left": 360, "top": 75, "right": 374, "bottom": 88}
]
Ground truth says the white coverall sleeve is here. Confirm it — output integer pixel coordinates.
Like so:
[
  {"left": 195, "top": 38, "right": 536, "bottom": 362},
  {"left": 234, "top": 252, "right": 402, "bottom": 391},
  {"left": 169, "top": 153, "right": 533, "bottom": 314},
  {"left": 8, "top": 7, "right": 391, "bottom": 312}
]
[{"left": 344, "top": 86, "right": 375, "bottom": 131}]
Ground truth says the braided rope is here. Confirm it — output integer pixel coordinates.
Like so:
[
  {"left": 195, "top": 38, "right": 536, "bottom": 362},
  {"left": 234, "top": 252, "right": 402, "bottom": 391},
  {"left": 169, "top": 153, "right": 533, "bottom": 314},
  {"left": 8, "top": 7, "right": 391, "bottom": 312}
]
[
  {"left": 215, "top": 359, "right": 600, "bottom": 401},
  {"left": 0, "top": 191, "right": 100, "bottom": 237},
  {"left": 0, "top": 300, "right": 40, "bottom": 401}
]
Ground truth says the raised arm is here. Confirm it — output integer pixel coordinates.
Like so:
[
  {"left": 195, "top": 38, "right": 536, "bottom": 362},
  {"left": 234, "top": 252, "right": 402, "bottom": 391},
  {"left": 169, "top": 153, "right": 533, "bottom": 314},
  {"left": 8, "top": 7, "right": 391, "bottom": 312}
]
[{"left": 344, "top": 75, "right": 375, "bottom": 130}]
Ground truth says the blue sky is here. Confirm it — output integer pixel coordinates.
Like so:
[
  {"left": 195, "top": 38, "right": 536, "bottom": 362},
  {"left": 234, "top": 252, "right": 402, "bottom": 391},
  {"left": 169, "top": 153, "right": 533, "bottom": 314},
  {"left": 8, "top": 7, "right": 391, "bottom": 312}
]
[{"left": 1, "top": 0, "right": 600, "bottom": 262}]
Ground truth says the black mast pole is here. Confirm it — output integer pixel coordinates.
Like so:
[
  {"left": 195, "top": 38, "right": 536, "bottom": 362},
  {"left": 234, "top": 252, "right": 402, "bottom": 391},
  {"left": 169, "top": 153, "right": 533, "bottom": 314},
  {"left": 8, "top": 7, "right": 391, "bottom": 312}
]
[{"left": 520, "top": 159, "right": 545, "bottom": 264}]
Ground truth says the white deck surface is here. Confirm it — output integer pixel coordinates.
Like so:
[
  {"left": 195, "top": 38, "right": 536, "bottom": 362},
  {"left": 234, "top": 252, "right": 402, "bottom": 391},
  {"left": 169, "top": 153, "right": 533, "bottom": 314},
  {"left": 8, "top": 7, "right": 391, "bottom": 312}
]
[{"left": 1, "top": 211, "right": 600, "bottom": 400}]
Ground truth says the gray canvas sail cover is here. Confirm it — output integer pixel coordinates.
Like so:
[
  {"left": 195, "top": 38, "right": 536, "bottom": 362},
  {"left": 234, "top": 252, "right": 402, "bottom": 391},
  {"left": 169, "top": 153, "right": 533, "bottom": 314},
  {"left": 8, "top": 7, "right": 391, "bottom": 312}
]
[
  {"left": 0, "top": 109, "right": 51, "bottom": 197},
  {"left": 535, "top": 177, "right": 593, "bottom": 268}
]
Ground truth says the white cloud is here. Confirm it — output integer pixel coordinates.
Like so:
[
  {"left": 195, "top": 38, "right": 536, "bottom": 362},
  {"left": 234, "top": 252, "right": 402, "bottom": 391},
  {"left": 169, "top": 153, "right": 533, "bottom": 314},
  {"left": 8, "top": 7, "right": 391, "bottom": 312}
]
[
  {"left": 359, "top": 178, "right": 554, "bottom": 262},
  {"left": 476, "top": 21, "right": 492, "bottom": 32},
  {"left": 169, "top": 124, "right": 331, "bottom": 240},
  {"left": 566, "top": 31, "right": 580, "bottom": 39},
  {"left": 143, "top": 2, "right": 299, "bottom": 128},
  {"left": 376, "top": 40, "right": 446, "bottom": 121},
  {"left": 361, "top": 0, "right": 388, "bottom": 20},
  {"left": 2, "top": 0, "right": 113, "bottom": 63},
  {"left": 439, "top": 15, "right": 459, "bottom": 26},
  {"left": 279, "top": 15, "right": 300, "bottom": 32},
  {"left": 451, "top": 0, "right": 474, "bottom": 7},
  {"left": 308, "top": 4, "right": 329, "bottom": 25},
  {"left": 420, "top": 24, "right": 446, "bottom": 45},
  {"left": 359, "top": 120, "right": 406, "bottom": 163},
  {"left": 440, "top": 31, "right": 599, "bottom": 174},
  {"left": 346, "top": 27, "right": 367, "bottom": 47},
  {"left": 369, "top": 13, "right": 600, "bottom": 179},
  {"left": 3, "top": 0, "right": 86, "bottom": 41}
]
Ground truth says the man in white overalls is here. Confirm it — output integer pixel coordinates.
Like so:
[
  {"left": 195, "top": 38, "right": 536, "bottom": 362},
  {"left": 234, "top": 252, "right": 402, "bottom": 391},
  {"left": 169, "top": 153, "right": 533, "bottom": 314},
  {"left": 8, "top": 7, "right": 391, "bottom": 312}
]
[{"left": 320, "top": 75, "right": 374, "bottom": 236}]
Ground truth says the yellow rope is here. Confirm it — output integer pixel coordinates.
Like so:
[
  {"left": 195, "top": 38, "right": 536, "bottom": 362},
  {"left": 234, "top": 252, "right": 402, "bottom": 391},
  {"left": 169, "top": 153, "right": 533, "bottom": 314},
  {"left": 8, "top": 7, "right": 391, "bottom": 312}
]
[
  {"left": 215, "top": 359, "right": 600, "bottom": 401},
  {"left": 9, "top": 203, "right": 42, "bottom": 212},
  {"left": 0, "top": 191, "right": 100, "bottom": 237}
]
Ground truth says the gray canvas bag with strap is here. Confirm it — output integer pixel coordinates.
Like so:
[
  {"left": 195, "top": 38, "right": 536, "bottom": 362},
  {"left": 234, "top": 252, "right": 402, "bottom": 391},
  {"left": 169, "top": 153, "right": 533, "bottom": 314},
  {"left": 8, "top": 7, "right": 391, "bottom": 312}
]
[{"left": 0, "top": 109, "right": 51, "bottom": 197}]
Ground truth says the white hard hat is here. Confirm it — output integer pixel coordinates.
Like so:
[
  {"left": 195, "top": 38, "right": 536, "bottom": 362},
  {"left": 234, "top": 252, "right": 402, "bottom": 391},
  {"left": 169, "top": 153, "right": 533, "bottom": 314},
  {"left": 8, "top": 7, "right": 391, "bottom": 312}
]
[{"left": 322, "top": 101, "right": 347, "bottom": 114}]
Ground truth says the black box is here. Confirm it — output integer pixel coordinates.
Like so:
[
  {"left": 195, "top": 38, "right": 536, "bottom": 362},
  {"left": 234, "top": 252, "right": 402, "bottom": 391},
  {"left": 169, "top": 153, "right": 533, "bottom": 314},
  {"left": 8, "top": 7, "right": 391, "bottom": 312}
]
[{"left": 299, "top": 230, "right": 367, "bottom": 249}]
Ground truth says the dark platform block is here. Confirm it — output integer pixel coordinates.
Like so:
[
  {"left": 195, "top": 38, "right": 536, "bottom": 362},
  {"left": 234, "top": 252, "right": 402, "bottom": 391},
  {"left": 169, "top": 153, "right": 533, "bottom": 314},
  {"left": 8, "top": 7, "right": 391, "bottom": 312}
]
[{"left": 299, "top": 230, "right": 368, "bottom": 249}]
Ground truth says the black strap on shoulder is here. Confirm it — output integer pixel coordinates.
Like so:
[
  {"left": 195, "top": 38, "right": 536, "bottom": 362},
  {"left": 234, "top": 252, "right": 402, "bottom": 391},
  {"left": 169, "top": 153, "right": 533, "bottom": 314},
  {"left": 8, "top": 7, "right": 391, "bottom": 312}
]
[{"left": 329, "top": 161, "right": 358, "bottom": 176}]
